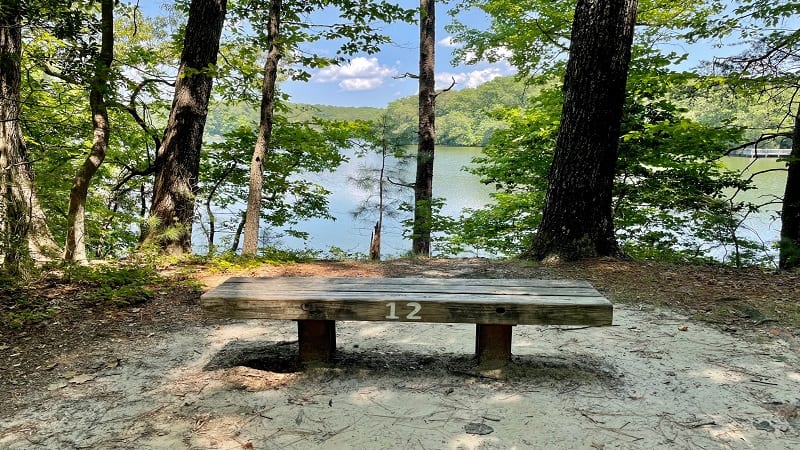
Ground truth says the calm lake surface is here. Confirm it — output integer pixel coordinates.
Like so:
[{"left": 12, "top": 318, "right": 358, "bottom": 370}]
[
  {"left": 280, "top": 146, "right": 494, "bottom": 257},
  {"left": 198, "top": 149, "right": 789, "bottom": 261},
  {"left": 722, "top": 156, "right": 786, "bottom": 256}
]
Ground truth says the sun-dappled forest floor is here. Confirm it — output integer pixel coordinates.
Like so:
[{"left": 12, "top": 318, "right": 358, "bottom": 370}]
[{"left": 2, "top": 257, "right": 800, "bottom": 448}]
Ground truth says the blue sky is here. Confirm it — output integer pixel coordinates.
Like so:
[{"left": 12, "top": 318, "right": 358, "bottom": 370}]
[
  {"left": 138, "top": 1, "right": 747, "bottom": 108},
  {"left": 280, "top": 2, "right": 516, "bottom": 107},
  {"left": 139, "top": 1, "right": 516, "bottom": 108}
]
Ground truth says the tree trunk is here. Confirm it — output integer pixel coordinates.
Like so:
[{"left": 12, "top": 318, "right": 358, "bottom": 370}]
[
  {"left": 525, "top": 0, "right": 638, "bottom": 262},
  {"left": 779, "top": 108, "right": 800, "bottom": 269},
  {"left": 0, "top": 1, "right": 59, "bottom": 272},
  {"left": 64, "top": 0, "right": 114, "bottom": 263},
  {"left": 412, "top": 0, "right": 436, "bottom": 256},
  {"left": 370, "top": 136, "right": 387, "bottom": 261},
  {"left": 230, "top": 212, "right": 245, "bottom": 253},
  {"left": 369, "top": 218, "right": 381, "bottom": 261},
  {"left": 242, "top": 0, "right": 282, "bottom": 256},
  {"left": 143, "top": 0, "right": 227, "bottom": 255}
]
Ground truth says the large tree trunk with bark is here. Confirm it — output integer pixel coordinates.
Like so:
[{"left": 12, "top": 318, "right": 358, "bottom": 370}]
[
  {"left": 525, "top": 0, "right": 638, "bottom": 262},
  {"left": 143, "top": 0, "right": 227, "bottom": 255},
  {"left": 779, "top": 108, "right": 800, "bottom": 269},
  {"left": 64, "top": 0, "right": 114, "bottom": 262},
  {"left": 1, "top": 1, "right": 59, "bottom": 272},
  {"left": 242, "top": 0, "right": 282, "bottom": 255},
  {"left": 412, "top": 0, "right": 436, "bottom": 256}
]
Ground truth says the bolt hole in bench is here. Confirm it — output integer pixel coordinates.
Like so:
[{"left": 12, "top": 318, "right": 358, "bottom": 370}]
[{"left": 200, "top": 277, "right": 612, "bottom": 365}]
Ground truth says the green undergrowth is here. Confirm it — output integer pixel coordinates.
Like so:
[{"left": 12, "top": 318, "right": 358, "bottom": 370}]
[
  {"left": 184, "top": 248, "right": 318, "bottom": 273},
  {"left": 1, "top": 262, "right": 164, "bottom": 328}
]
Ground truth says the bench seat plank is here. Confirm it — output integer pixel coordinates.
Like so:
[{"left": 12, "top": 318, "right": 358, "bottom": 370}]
[
  {"left": 201, "top": 277, "right": 612, "bottom": 326},
  {"left": 207, "top": 285, "right": 601, "bottom": 297}
]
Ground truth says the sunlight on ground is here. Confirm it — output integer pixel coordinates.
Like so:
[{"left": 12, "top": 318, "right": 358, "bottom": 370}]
[
  {"left": 705, "top": 416, "right": 753, "bottom": 446},
  {"left": 487, "top": 392, "right": 525, "bottom": 404},
  {"left": 355, "top": 324, "right": 391, "bottom": 338},
  {"left": 690, "top": 368, "right": 747, "bottom": 384},
  {"left": 449, "top": 435, "right": 505, "bottom": 449},
  {"left": 349, "top": 387, "right": 397, "bottom": 407}
]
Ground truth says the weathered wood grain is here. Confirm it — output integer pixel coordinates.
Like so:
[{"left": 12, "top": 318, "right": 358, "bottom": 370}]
[{"left": 201, "top": 277, "right": 612, "bottom": 326}]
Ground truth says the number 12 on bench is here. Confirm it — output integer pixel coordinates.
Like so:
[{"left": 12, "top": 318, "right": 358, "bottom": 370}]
[{"left": 385, "top": 302, "right": 423, "bottom": 320}]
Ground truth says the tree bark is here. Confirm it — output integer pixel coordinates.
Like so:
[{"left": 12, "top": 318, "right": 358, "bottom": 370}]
[
  {"left": 64, "top": 0, "right": 114, "bottom": 263},
  {"left": 370, "top": 218, "right": 382, "bottom": 261},
  {"left": 526, "top": 0, "right": 638, "bottom": 262},
  {"left": 779, "top": 108, "right": 800, "bottom": 269},
  {"left": 143, "top": 0, "right": 227, "bottom": 255},
  {"left": 370, "top": 131, "right": 388, "bottom": 261},
  {"left": 0, "top": 1, "right": 59, "bottom": 272},
  {"left": 242, "top": 0, "right": 282, "bottom": 255},
  {"left": 412, "top": 0, "right": 436, "bottom": 256}
]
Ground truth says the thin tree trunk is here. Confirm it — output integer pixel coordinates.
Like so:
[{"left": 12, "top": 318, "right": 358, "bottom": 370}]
[
  {"left": 526, "top": 0, "right": 638, "bottom": 262},
  {"left": 230, "top": 212, "right": 246, "bottom": 253},
  {"left": 370, "top": 135, "right": 387, "bottom": 261},
  {"left": 64, "top": 0, "right": 114, "bottom": 262},
  {"left": 369, "top": 219, "right": 382, "bottom": 260},
  {"left": 1, "top": 1, "right": 59, "bottom": 272},
  {"left": 779, "top": 107, "right": 800, "bottom": 269},
  {"left": 144, "top": 0, "right": 227, "bottom": 255},
  {"left": 412, "top": 0, "right": 436, "bottom": 256},
  {"left": 242, "top": 0, "right": 282, "bottom": 255}
]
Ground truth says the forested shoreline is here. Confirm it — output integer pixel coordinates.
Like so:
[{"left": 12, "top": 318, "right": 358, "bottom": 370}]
[{"left": 1, "top": 0, "right": 799, "bottom": 275}]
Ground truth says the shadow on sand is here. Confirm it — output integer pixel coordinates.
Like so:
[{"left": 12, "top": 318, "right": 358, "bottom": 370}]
[{"left": 203, "top": 338, "right": 622, "bottom": 387}]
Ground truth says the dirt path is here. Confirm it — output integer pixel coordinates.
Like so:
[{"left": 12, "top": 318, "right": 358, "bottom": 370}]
[
  {"left": 2, "top": 309, "right": 799, "bottom": 448},
  {"left": 1, "top": 259, "right": 799, "bottom": 448}
]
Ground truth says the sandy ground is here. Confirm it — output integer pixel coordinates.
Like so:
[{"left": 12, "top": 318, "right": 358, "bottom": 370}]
[{"left": 2, "top": 301, "right": 799, "bottom": 449}]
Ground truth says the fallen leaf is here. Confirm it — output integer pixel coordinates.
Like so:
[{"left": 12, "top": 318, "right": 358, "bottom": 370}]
[
  {"left": 754, "top": 420, "right": 775, "bottom": 432},
  {"left": 105, "top": 359, "right": 121, "bottom": 369},
  {"left": 678, "top": 325, "right": 689, "bottom": 332},
  {"left": 68, "top": 374, "right": 95, "bottom": 384},
  {"left": 464, "top": 422, "right": 493, "bottom": 435},
  {"left": 242, "top": 443, "right": 254, "bottom": 450},
  {"left": 47, "top": 382, "right": 68, "bottom": 391}
]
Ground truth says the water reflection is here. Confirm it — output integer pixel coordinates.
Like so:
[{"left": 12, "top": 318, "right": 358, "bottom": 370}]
[{"left": 194, "top": 152, "right": 788, "bottom": 262}]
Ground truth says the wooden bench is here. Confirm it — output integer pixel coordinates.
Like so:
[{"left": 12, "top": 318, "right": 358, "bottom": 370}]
[{"left": 200, "top": 277, "right": 612, "bottom": 363}]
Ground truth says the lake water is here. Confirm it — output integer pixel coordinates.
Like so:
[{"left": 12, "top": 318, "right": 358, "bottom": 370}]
[
  {"left": 196, "top": 149, "right": 789, "bottom": 262},
  {"left": 277, "top": 146, "right": 494, "bottom": 257},
  {"left": 721, "top": 156, "right": 786, "bottom": 257}
]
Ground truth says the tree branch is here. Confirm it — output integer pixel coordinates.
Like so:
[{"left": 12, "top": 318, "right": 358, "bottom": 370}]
[
  {"left": 721, "top": 132, "right": 793, "bottom": 157},
  {"left": 434, "top": 77, "right": 457, "bottom": 98},
  {"left": 386, "top": 176, "right": 414, "bottom": 188}
]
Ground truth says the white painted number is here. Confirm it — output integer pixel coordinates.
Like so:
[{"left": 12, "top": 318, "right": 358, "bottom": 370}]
[
  {"left": 406, "top": 302, "right": 422, "bottom": 320},
  {"left": 385, "top": 302, "right": 399, "bottom": 319},
  {"left": 385, "top": 302, "right": 423, "bottom": 320}
]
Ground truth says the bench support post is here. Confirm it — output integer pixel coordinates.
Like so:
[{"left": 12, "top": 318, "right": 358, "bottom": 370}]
[
  {"left": 297, "top": 320, "right": 336, "bottom": 362},
  {"left": 475, "top": 324, "right": 512, "bottom": 363}
]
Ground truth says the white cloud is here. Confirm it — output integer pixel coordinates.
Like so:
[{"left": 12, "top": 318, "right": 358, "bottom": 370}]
[
  {"left": 463, "top": 46, "right": 513, "bottom": 64},
  {"left": 339, "top": 78, "right": 384, "bottom": 91},
  {"left": 492, "top": 47, "right": 514, "bottom": 60},
  {"left": 438, "top": 36, "right": 458, "bottom": 48},
  {"left": 436, "top": 67, "right": 512, "bottom": 89},
  {"left": 313, "top": 57, "right": 396, "bottom": 91}
]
